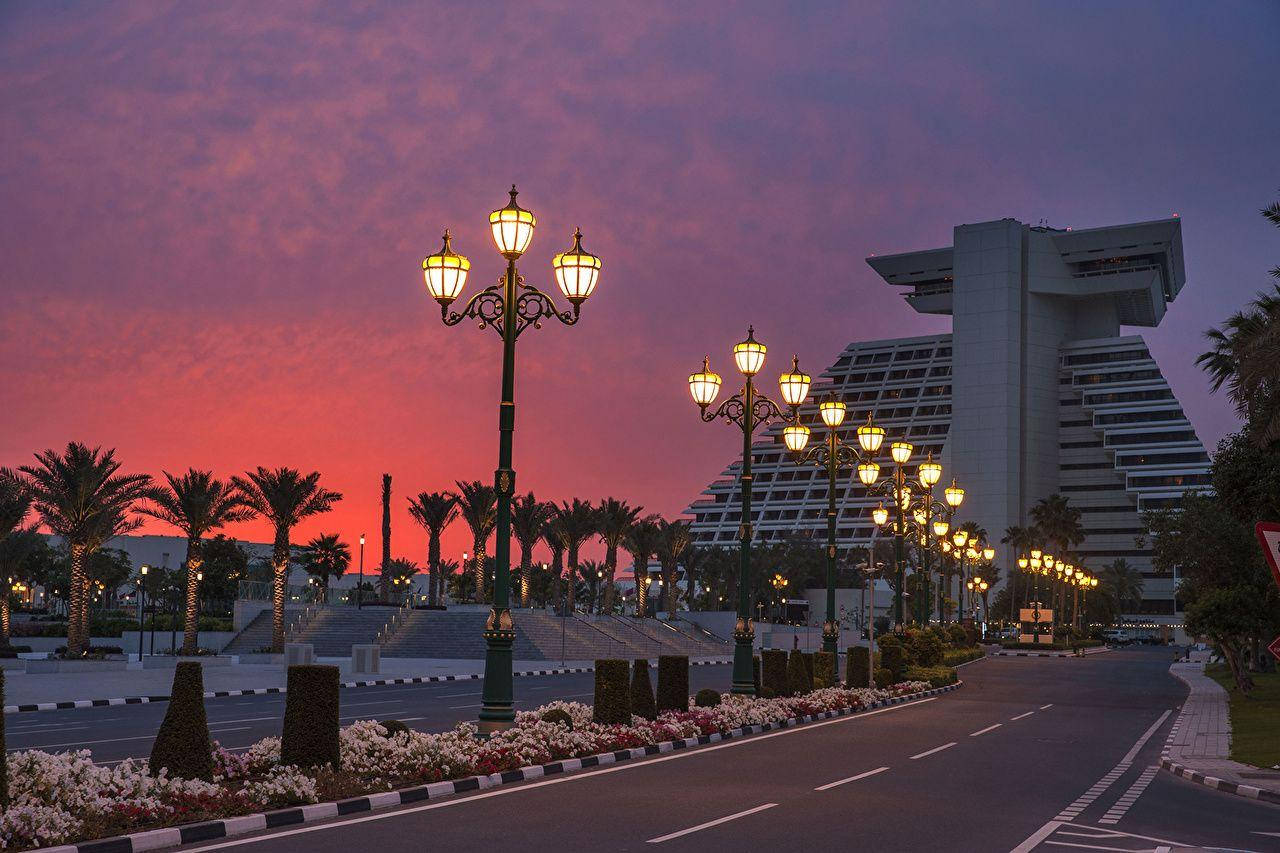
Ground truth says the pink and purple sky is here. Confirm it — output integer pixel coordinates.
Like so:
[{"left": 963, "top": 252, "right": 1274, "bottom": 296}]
[{"left": 3, "top": 2, "right": 1277, "bottom": 563}]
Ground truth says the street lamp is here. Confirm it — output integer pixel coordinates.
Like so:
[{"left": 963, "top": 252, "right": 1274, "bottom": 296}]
[
  {"left": 784, "top": 390, "right": 883, "bottom": 654},
  {"left": 423, "top": 186, "right": 602, "bottom": 734},
  {"left": 357, "top": 534, "right": 365, "bottom": 609},
  {"left": 136, "top": 564, "right": 149, "bottom": 662},
  {"left": 689, "top": 327, "right": 808, "bottom": 695}
]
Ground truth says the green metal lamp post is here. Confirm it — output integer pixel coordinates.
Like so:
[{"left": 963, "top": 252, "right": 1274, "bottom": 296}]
[
  {"left": 783, "top": 391, "right": 885, "bottom": 654},
  {"left": 422, "top": 186, "right": 601, "bottom": 735},
  {"left": 688, "top": 329, "right": 810, "bottom": 694}
]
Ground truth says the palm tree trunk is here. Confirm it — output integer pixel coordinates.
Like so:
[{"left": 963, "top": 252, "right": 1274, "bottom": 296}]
[
  {"left": 634, "top": 559, "right": 647, "bottom": 618},
  {"left": 1, "top": 597, "right": 10, "bottom": 645},
  {"left": 427, "top": 531, "right": 440, "bottom": 608},
  {"left": 471, "top": 542, "right": 486, "bottom": 603},
  {"left": 565, "top": 545, "right": 578, "bottom": 614},
  {"left": 602, "top": 546, "right": 617, "bottom": 614},
  {"left": 520, "top": 547, "right": 532, "bottom": 608},
  {"left": 67, "top": 543, "right": 87, "bottom": 656},
  {"left": 182, "top": 537, "right": 202, "bottom": 655},
  {"left": 663, "top": 564, "right": 675, "bottom": 615},
  {"left": 270, "top": 531, "right": 290, "bottom": 652}
]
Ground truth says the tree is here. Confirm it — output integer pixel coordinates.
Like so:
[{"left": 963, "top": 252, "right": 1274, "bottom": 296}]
[
  {"left": 0, "top": 471, "right": 31, "bottom": 644},
  {"left": 579, "top": 559, "right": 605, "bottom": 613},
  {"left": 595, "top": 498, "right": 641, "bottom": 615},
  {"left": 232, "top": 468, "right": 341, "bottom": 652},
  {"left": 453, "top": 481, "right": 496, "bottom": 603},
  {"left": 0, "top": 527, "right": 53, "bottom": 644},
  {"left": 138, "top": 469, "right": 252, "bottom": 654},
  {"left": 550, "top": 500, "right": 595, "bottom": 614},
  {"left": 379, "top": 474, "right": 392, "bottom": 601},
  {"left": 655, "top": 519, "right": 690, "bottom": 616},
  {"left": 407, "top": 491, "right": 457, "bottom": 607},
  {"left": 299, "top": 534, "right": 350, "bottom": 602},
  {"left": 623, "top": 516, "right": 661, "bottom": 617},
  {"left": 1001, "top": 523, "right": 1041, "bottom": 608},
  {"left": 383, "top": 557, "right": 419, "bottom": 603},
  {"left": 19, "top": 443, "right": 156, "bottom": 655},
  {"left": 542, "top": 515, "right": 566, "bottom": 610},
  {"left": 198, "top": 535, "right": 250, "bottom": 602},
  {"left": 511, "top": 495, "right": 551, "bottom": 609},
  {"left": 1099, "top": 558, "right": 1144, "bottom": 614}
]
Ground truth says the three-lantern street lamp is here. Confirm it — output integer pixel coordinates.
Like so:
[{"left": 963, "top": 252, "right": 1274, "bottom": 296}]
[
  {"left": 688, "top": 328, "right": 809, "bottom": 695},
  {"left": 784, "top": 391, "right": 884, "bottom": 654},
  {"left": 422, "top": 186, "right": 601, "bottom": 734}
]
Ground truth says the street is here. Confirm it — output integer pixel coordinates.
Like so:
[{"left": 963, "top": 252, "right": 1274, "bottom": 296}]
[{"left": 112, "top": 647, "right": 1280, "bottom": 852}]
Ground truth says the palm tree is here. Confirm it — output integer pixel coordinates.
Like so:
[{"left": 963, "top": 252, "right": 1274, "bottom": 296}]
[
  {"left": 655, "top": 518, "right": 690, "bottom": 616},
  {"left": 511, "top": 494, "right": 551, "bottom": 608},
  {"left": 379, "top": 474, "right": 392, "bottom": 601},
  {"left": 299, "top": 533, "right": 351, "bottom": 603},
  {"left": 623, "top": 515, "right": 661, "bottom": 618},
  {"left": 232, "top": 467, "right": 341, "bottom": 651},
  {"left": 579, "top": 559, "right": 605, "bottom": 612},
  {"left": 1100, "top": 558, "right": 1144, "bottom": 614},
  {"left": 595, "top": 497, "right": 641, "bottom": 615},
  {"left": 1001, "top": 523, "right": 1041, "bottom": 609},
  {"left": 436, "top": 557, "right": 460, "bottom": 604},
  {"left": 138, "top": 469, "right": 253, "bottom": 654},
  {"left": 0, "top": 470, "right": 32, "bottom": 644},
  {"left": 19, "top": 443, "right": 155, "bottom": 655},
  {"left": 542, "top": 513, "right": 566, "bottom": 609},
  {"left": 679, "top": 544, "right": 712, "bottom": 610},
  {"left": 550, "top": 499, "right": 596, "bottom": 614},
  {"left": 453, "top": 480, "right": 496, "bottom": 602},
  {"left": 383, "top": 557, "right": 420, "bottom": 603},
  {"left": 407, "top": 491, "right": 458, "bottom": 607}
]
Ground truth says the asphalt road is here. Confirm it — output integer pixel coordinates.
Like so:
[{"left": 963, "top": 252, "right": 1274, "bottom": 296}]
[
  {"left": 166, "top": 647, "right": 1280, "bottom": 853},
  {"left": 2, "top": 665, "right": 733, "bottom": 765}
]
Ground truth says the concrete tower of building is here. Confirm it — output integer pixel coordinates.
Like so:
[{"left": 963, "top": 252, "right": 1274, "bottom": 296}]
[{"left": 686, "top": 217, "right": 1207, "bottom": 627}]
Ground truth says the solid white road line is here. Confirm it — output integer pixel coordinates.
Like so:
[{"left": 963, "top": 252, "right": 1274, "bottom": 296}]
[
  {"left": 447, "top": 704, "right": 481, "bottom": 710},
  {"left": 1097, "top": 765, "right": 1159, "bottom": 825},
  {"left": 646, "top": 803, "right": 778, "bottom": 843},
  {"left": 1120, "top": 711, "right": 1170, "bottom": 765},
  {"left": 814, "top": 766, "right": 889, "bottom": 791},
  {"left": 438, "top": 692, "right": 480, "bottom": 698},
  {"left": 910, "top": 742, "right": 956, "bottom": 760},
  {"left": 970, "top": 724, "right": 1002, "bottom": 737},
  {"left": 207, "top": 726, "right": 251, "bottom": 734},
  {"left": 1010, "top": 711, "right": 1035, "bottom": 721},
  {"left": 178, "top": 698, "right": 942, "bottom": 852},
  {"left": 202, "top": 716, "right": 279, "bottom": 726},
  {"left": 342, "top": 700, "right": 406, "bottom": 708},
  {"left": 7, "top": 733, "right": 158, "bottom": 750},
  {"left": 1040, "top": 840, "right": 1141, "bottom": 850},
  {"left": 1009, "top": 820, "right": 1063, "bottom": 853}
]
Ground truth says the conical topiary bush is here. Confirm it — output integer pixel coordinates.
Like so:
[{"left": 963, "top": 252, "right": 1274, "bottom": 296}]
[
  {"left": 593, "top": 659, "right": 631, "bottom": 724},
  {"left": 786, "top": 649, "right": 810, "bottom": 696},
  {"left": 656, "top": 655, "right": 689, "bottom": 714},
  {"left": 630, "top": 658, "right": 657, "bottom": 720},
  {"left": 761, "top": 649, "right": 787, "bottom": 697},
  {"left": 281, "top": 664, "right": 340, "bottom": 769},
  {"left": 149, "top": 661, "right": 213, "bottom": 779}
]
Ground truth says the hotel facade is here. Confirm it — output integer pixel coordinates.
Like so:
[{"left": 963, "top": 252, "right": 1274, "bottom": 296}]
[{"left": 686, "top": 217, "right": 1207, "bottom": 628}]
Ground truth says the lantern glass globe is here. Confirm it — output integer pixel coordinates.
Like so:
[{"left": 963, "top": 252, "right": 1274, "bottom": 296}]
[
  {"left": 778, "top": 358, "right": 811, "bottom": 407},
  {"left": 933, "top": 519, "right": 949, "bottom": 537},
  {"left": 890, "top": 441, "right": 913, "bottom": 465},
  {"left": 490, "top": 185, "right": 536, "bottom": 258},
  {"left": 819, "top": 396, "right": 847, "bottom": 428},
  {"left": 857, "top": 461, "right": 880, "bottom": 486},
  {"left": 944, "top": 478, "right": 965, "bottom": 508},
  {"left": 857, "top": 415, "right": 885, "bottom": 453},
  {"left": 552, "top": 227, "right": 601, "bottom": 302},
  {"left": 733, "top": 327, "right": 767, "bottom": 376},
  {"left": 871, "top": 504, "right": 889, "bottom": 526},
  {"left": 782, "top": 424, "right": 810, "bottom": 453},
  {"left": 423, "top": 230, "right": 470, "bottom": 304},
  {"left": 918, "top": 453, "right": 942, "bottom": 487},
  {"left": 688, "top": 357, "right": 723, "bottom": 407}
]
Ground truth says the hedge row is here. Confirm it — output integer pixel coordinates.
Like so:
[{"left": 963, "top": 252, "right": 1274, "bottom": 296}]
[{"left": 594, "top": 656, "right": 692, "bottom": 722}]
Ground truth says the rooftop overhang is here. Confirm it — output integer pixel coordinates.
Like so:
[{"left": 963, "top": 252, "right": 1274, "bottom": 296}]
[
  {"left": 866, "top": 247, "right": 955, "bottom": 315},
  {"left": 1051, "top": 217, "right": 1185, "bottom": 302}
]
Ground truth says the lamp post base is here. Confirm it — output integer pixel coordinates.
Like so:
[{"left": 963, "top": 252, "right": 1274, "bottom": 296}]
[
  {"left": 477, "top": 608, "right": 515, "bottom": 735},
  {"left": 731, "top": 617, "right": 756, "bottom": 695},
  {"left": 821, "top": 620, "right": 839, "bottom": 656}
]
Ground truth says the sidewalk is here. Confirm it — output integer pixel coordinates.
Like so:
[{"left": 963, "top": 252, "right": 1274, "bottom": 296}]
[{"left": 1161, "top": 661, "right": 1280, "bottom": 804}]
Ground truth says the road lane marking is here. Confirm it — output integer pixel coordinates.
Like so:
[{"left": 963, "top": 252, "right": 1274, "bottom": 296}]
[
  {"left": 1040, "top": 704, "right": 1054, "bottom": 710},
  {"left": 1040, "top": 840, "right": 1135, "bottom": 850},
  {"left": 1120, "top": 711, "right": 1170, "bottom": 764},
  {"left": 438, "top": 692, "right": 480, "bottom": 698},
  {"left": 970, "top": 724, "right": 1002, "bottom": 737},
  {"left": 1010, "top": 711, "right": 1035, "bottom": 721},
  {"left": 204, "top": 716, "right": 279, "bottom": 726},
  {"left": 5, "top": 733, "right": 157, "bottom": 751},
  {"left": 448, "top": 704, "right": 481, "bottom": 710},
  {"left": 1009, "top": 820, "right": 1062, "bottom": 853},
  {"left": 646, "top": 803, "right": 777, "bottom": 843},
  {"left": 342, "top": 700, "right": 405, "bottom": 708},
  {"left": 178, "top": 698, "right": 941, "bottom": 852},
  {"left": 207, "top": 726, "right": 251, "bottom": 734},
  {"left": 910, "top": 742, "right": 956, "bottom": 759},
  {"left": 814, "top": 766, "right": 889, "bottom": 791},
  {"left": 1097, "top": 765, "right": 1159, "bottom": 825},
  {"left": 1045, "top": 709, "right": 1175, "bottom": 825}
]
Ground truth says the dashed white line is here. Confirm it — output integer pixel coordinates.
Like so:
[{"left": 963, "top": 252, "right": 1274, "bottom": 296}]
[
  {"left": 970, "top": 724, "right": 1002, "bottom": 737},
  {"left": 910, "top": 742, "right": 956, "bottom": 760},
  {"left": 1098, "top": 765, "right": 1159, "bottom": 825},
  {"left": 1040, "top": 704, "right": 1054, "bottom": 710},
  {"left": 646, "top": 803, "right": 777, "bottom": 843},
  {"left": 814, "top": 766, "right": 890, "bottom": 791},
  {"left": 1010, "top": 711, "right": 1035, "bottom": 721}
]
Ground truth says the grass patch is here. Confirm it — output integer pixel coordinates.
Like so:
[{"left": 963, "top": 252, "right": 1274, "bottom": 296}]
[{"left": 1204, "top": 663, "right": 1280, "bottom": 769}]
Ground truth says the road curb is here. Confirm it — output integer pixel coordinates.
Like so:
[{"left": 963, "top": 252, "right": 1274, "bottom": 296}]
[
  {"left": 3, "top": 660, "right": 733, "bottom": 715},
  {"left": 1159, "top": 757, "right": 1280, "bottom": 806},
  {"left": 39, "top": 680, "right": 961, "bottom": 853},
  {"left": 991, "top": 647, "right": 1111, "bottom": 659}
]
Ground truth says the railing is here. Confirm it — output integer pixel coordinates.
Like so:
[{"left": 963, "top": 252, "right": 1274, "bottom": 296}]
[
  {"left": 376, "top": 599, "right": 414, "bottom": 647},
  {"left": 604, "top": 614, "right": 666, "bottom": 656},
  {"left": 285, "top": 604, "right": 319, "bottom": 642}
]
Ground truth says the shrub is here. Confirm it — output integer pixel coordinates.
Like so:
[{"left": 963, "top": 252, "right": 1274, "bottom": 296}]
[
  {"left": 927, "top": 625, "right": 950, "bottom": 646},
  {"left": 846, "top": 646, "right": 871, "bottom": 687},
  {"left": 909, "top": 631, "right": 944, "bottom": 666},
  {"left": 880, "top": 644, "right": 908, "bottom": 680},
  {"left": 801, "top": 652, "right": 815, "bottom": 686},
  {"left": 759, "top": 686, "right": 776, "bottom": 699},
  {"left": 280, "top": 664, "right": 340, "bottom": 769},
  {"left": 906, "top": 665, "right": 957, "bottom": 688},
  {"left": 656, "top": 656, "right": 689, "bottom": 714},
  {"left": 753, "top": 655, "right": 761, "bottom": 695},
  {"left": 873, "top": 667, "right": 894, "bottom": 688},
  {"left": 813, "top": 651, "right": 836, "bottom": 688},
  {"left": 786, "top": 650, "right": 810, "bottom": 697},
  {"left": 630, "top": 658, "right": 657, "bottom": 720},
  {"left": 593, "top": 659, "right": 631, "bottom": 724},
  {"left": 761, "top": 650, "right": 788, "bottom": 697},
  {"left": 1, "top": 669, "right": 6, "bottom": 806},
  {"left": 539, "top": 708, "right": 574, "bottom": 730},
  {"left": 947, "top": 624, "right": 969, "bottom": 647},
  {"left": 943, "top": 647, "right": 984, "bottom": 666},
  {"left": 877, "top": 633, "right": 911, "bottom": 664},
  {"left": 694, "top": 688, "right": 722, "bottom": 708},
  {"left": 379, "top": 719, "right": 410, "bottom": 738},
  {"left": 148, "top": 662, "right": 213, "bottom": 780}
]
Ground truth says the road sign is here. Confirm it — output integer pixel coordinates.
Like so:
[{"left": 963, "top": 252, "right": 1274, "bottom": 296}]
[
  {"left": 1269, "top": 635, "right": 1280, "bottom": 662},
  {"left": 1252, "top": 522, "right": 1280, "bottom": 591}
]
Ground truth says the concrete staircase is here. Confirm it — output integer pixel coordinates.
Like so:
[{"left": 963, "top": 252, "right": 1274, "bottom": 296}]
[
  {"left": 289, "top": 607, "right": 400, "bottom": 657},
  {"left": 223, "top": 606, "right": 305, "bottom": 654},
  {"left": 608, "top": 615, "right": 731, "bottom": 657},
  {"left": 517, "top": 610, "right": 643, "bottom": 661},
  {"left": 380, "top": 611, "right": 544, "bottom": 660}
]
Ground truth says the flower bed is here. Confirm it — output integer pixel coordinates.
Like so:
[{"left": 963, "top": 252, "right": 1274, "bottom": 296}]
[{"left": 0, "top": 681, "right": 931, "bottom": 851}]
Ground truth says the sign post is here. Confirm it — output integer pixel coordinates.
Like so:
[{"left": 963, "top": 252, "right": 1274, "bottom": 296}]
[{"left": 1251, "top": 523, "right": 1280, "bottom": 661}]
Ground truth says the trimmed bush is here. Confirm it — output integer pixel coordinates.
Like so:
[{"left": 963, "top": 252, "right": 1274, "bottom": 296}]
[
  {"left": 761, "top": 649, "right": 788, "bottom": 697},
  {"left": 759, "top": 686, "right": 776, "bottom": 699},
  {"left": 802, "top": 652, "right": 815, "bottom": 686},
  {"left": 379, "top": 719, "right": 410, "bottom": 738},
  {"left": 786, "top": 649, "right": 810, "bottom": 696},
  {"left": 694, "top": 688, "right": 722, "bottom": 708},
  {"left": 873, "top": 667, "right": 894, "bottom": 688},
  {"left": 631, "top": 658, "right": 657, "bottom": 720},
  {"left": 877, "top": 633, "right": 911, "bottom": 665},
  {"left": 593, "top": 659, "right": 632, "bottom": 724},
  {"left": 281, "top": 664, "right": 340, "bottom": 769},
  {"left": 1, "top": 669, "right": 6, "bottom": 806},
  {"left": 909, "top": 630, "right": 945, "bottom": 666},
  {"left": 943, "top": 647, "right": 984, "bottom": 666},
  {"left": 753, "top": 654, "right": 761, "bottom": 695},
  {"left": 947, "top": 624, "right": 968, "bottom": 647},
  {"left": 813, "top": 651, "right": 836, "bottom": 688},
  {"left": 880, "top": 644, "right": 908, "bottom": 680},
  {"left": 539, "top": 708, "right": 574, "bottom": 730},
  {"left": 906, "top": 665, "right": 958, "bottom": 688},
  {"left": 149, "top": 662, "right": 213, "bottom": 780},
  {"left": 656, "top": 655, "right": 689, "bottom": 714},
  {"left": 846, "top": 646, "right": 871, "bottom": 687}
]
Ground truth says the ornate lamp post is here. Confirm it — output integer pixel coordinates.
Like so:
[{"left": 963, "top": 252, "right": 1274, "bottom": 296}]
[
  {"left": 688, "top": 328, "right": 809, "bottom": 695},
  {"left": 422, "top": 186, "right": 601, "bottom": 734},
  {"left": 784, "top": 391, "right": 884, "bottom": 653}
]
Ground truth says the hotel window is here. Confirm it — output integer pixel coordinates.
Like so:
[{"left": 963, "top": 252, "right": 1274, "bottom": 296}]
[
  {"left": 1116, "top": 452, "right": 1209, "bottom": 467},
  {"left": 1095, "top": 409, "right": 1186, "bottom": 426},
  {"left": 1127, "top": 473, "right": 1212, "bottom": 487},
  {"left": 1084, "top": 389, "right": 1173, "bottom": 405},
  {"left": 1106, "top": 431, "right": 1198, "bottom": 446}
]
